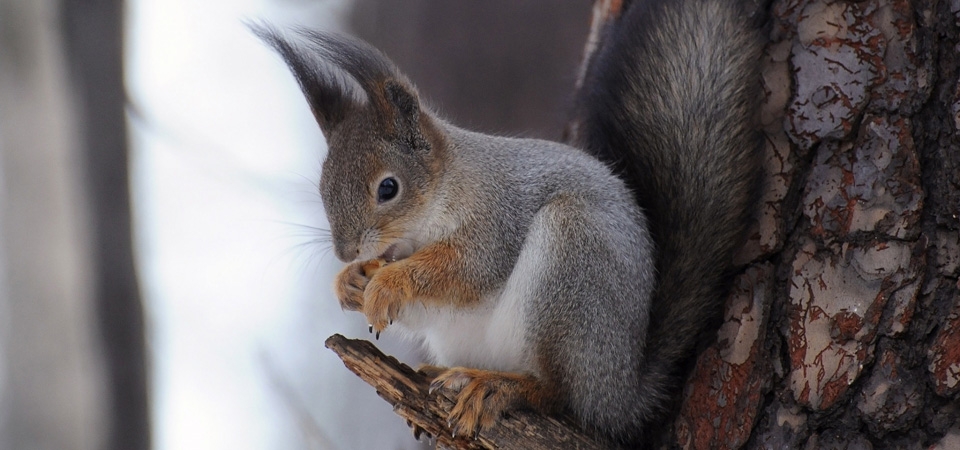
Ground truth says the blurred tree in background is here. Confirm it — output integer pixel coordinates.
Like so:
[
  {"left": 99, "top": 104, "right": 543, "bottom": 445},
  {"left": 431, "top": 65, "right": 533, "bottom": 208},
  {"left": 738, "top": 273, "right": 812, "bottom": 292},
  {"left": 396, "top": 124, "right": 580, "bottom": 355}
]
[
  {"left": 0, "top": 0, "right": 149, "bottom": 449},
  {"left": 350, "top": 0, "right": 591, "bottom": 139}
]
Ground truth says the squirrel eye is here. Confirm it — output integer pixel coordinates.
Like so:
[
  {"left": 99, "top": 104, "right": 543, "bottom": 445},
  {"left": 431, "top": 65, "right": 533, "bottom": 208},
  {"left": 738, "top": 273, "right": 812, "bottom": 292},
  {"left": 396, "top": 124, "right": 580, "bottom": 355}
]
[{"left": 377, "top": 177, "right": 399, "bottom": 203}]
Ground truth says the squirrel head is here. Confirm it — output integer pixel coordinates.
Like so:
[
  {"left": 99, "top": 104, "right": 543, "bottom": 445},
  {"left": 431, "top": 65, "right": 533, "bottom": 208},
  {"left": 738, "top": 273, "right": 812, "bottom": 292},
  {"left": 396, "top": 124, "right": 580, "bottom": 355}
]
[{"left": 254, "top": 25, "right": 448, "bottom": 263}]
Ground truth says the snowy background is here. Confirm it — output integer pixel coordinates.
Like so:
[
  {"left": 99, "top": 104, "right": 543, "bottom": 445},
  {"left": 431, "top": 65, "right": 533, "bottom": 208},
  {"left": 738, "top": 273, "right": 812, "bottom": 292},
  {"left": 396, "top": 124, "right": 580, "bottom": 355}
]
[{"left": 127, "top": 0, "right": 425, "bottom": 448}]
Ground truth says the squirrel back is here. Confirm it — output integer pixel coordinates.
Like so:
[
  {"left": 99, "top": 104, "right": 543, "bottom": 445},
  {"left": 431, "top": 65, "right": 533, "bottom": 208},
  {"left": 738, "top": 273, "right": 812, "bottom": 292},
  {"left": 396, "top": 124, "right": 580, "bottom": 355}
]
[{"left": 570, "top": 0, "right": 763, "bottom": 437}]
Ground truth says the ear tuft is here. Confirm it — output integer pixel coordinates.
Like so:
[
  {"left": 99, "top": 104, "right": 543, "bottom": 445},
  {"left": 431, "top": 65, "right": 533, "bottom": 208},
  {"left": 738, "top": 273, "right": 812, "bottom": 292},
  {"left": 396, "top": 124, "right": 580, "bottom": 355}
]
[
  {"left": 249, "top": 22, "right": 359, "bottom": 135},
  {"left": 251, "top": 24, "right": 430, "bottom": 146}
]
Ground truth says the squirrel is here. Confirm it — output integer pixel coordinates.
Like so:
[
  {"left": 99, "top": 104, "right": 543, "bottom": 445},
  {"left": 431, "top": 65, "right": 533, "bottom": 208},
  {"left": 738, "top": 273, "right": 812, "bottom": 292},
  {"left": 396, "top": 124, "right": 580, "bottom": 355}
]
[{"left": 253, "top": 0, "right": 761, "bottom": 445}]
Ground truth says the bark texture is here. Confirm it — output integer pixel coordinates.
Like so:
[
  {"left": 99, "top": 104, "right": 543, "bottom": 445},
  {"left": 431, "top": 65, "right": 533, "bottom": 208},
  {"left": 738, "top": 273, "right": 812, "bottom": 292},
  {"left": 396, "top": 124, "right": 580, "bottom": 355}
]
[{"left": 672, "top": 0, "right": 960, "bottom": 448}]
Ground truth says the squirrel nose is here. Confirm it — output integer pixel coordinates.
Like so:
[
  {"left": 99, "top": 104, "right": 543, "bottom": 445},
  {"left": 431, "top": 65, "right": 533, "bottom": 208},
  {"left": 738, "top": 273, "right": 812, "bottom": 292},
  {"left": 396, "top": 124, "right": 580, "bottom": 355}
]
[{"left": 333, "top": 242, "right": 359, "bottom": 262}]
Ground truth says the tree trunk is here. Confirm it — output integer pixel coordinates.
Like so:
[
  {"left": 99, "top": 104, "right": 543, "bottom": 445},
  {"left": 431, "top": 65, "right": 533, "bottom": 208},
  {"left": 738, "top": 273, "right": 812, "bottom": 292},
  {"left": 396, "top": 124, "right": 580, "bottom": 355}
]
[
  {"left": 0, "top": 1, "right": 108, "bottom": 448},
  {"left": 349, "top": 0, "right": 591, "bottom": 139},
  {"left": 668, "top": 0, "right": 960, "bottom": 448},
  {"left": 0, "top": 0, "right": 150, "bottom": 449},
  {"left": 59, "top": 0, "right": 151, "bottom": 448}
]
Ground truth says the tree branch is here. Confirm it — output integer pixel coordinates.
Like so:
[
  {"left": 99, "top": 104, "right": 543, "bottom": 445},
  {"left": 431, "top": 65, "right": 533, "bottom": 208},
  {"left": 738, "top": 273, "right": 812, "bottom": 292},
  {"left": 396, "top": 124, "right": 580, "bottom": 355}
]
[{"left": 324, "top": 334, "right": 605, "bottom": 450}]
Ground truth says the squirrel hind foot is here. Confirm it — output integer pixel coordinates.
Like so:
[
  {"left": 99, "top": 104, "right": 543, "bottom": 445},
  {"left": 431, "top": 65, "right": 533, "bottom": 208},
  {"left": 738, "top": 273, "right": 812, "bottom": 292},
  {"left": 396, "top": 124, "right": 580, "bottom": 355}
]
[{"left": 428, "top": 367, "right": 556, "bottom": 439}]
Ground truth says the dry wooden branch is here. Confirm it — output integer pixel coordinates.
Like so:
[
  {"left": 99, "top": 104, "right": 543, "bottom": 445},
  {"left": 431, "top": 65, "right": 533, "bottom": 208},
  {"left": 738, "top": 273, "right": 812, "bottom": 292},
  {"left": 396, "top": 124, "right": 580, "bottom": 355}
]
[{"left": 324, "top": 334, "right": 605, "bottom": 450}]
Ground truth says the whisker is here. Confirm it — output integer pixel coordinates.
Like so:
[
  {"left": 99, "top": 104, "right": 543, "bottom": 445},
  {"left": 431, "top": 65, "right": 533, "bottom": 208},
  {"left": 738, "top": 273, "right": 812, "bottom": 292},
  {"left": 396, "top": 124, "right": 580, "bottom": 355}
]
[{"left": 271, "top": 220, "right": 333, "bottom": 240}]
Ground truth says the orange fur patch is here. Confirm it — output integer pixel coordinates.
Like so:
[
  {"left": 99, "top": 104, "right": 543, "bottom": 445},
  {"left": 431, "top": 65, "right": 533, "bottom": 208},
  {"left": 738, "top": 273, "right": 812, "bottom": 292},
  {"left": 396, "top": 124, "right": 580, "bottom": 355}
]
[
  {"left": 363, "top": 240, "right": 483, "bottom": 333},
  {"left": 429, "top": 367, "right": 560, "bottom": 438}
]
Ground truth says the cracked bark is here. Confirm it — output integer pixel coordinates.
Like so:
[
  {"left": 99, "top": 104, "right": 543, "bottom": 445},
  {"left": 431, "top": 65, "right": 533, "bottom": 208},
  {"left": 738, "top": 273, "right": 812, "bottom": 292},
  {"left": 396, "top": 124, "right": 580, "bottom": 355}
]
[{"left": 671, "top": 1, "right": 960, "bottom": 449}]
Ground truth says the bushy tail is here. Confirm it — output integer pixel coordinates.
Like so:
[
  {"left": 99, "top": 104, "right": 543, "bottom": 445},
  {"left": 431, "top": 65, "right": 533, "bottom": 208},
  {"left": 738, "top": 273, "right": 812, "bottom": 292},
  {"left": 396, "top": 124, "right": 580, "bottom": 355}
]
[{"left": 571, "top": 0, "right": 763, "bottom": 442}]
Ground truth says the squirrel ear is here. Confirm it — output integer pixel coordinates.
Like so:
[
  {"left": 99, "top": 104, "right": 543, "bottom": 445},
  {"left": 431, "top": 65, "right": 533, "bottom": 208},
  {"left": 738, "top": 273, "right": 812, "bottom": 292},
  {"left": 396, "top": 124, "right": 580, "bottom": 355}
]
[
  {"left": 382, "top": 80, "right": 421, "bottom": 132},
  {"left": 252, "top": 25, "right": 431, "bottom": 146},
  {"left": 250, "top": 24, "right": 358, "bottom": 135},
  {"left": 384, "top": 81, "right": 418, "bottom": 120},
  {"left": 374, "top": 79, "right": 431, "bottom": 152}
]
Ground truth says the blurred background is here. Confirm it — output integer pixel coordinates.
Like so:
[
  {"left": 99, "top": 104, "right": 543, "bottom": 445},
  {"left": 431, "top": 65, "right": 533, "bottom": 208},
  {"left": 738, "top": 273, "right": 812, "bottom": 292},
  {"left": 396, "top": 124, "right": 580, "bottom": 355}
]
[{"left": 0, "top": 0, "right": 589, "bottom": 449}]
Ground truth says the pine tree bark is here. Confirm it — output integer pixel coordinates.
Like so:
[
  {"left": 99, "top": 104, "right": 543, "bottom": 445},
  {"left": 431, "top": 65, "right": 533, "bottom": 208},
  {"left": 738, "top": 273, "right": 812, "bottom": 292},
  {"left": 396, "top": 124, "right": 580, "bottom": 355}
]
[{"left": 667, "top": 1, "right": 960, "bottom": 448}]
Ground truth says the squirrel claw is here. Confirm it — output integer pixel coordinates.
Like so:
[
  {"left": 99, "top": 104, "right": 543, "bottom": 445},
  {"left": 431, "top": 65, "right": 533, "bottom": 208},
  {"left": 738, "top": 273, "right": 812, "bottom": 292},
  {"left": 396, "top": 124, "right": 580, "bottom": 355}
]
[
  {"left": 361, "top": 263, "right": 409, "bottom": 334},
  {"left": 333, "top": 261, "right": 371, "bottom": 312},
  {"left": 407, "top": 420, "right": 424, "bottom": 441}
]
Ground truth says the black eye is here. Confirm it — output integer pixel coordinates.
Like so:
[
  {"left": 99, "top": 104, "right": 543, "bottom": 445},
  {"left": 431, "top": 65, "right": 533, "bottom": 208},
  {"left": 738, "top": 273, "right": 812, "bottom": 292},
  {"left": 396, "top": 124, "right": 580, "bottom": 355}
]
[{"left": 377, "top": 177, "right": 399, "bottom": 203}]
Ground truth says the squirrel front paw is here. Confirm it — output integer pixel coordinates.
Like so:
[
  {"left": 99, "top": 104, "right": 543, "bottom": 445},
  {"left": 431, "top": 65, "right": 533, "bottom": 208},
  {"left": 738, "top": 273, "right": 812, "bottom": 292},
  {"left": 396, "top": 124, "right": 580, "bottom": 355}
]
[
  {"left": 363, "top": 263, "right": 414, "bottom": 334},
  {"left": 333, "top": 259, "right": 385, "bottom": 311}
]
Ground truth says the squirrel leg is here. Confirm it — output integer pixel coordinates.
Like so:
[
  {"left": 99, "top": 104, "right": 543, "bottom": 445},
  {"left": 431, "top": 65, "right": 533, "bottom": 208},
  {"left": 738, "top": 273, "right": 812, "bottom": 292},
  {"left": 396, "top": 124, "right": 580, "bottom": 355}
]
[
  {"left": 429, "top": 367, "right": 556, "bottom": 438},
  {"left": 363, "top": 240, "right": 482, "bottom": 333}
]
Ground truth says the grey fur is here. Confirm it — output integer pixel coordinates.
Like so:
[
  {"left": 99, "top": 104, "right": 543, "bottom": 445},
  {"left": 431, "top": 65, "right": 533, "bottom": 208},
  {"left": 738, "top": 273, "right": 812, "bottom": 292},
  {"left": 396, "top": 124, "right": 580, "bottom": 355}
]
[{"left": 254, "top": 0, "right": 760, "bottom": 445}]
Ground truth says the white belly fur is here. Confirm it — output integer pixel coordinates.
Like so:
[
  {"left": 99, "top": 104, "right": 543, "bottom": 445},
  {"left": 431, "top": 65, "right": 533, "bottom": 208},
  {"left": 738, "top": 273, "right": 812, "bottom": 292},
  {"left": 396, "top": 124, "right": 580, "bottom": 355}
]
[
  {"left": 393, "top": 261, "right": 539, "bottom": 374},
  {"left": 390, "top": 213, "right": 549, "bottom": 374}
]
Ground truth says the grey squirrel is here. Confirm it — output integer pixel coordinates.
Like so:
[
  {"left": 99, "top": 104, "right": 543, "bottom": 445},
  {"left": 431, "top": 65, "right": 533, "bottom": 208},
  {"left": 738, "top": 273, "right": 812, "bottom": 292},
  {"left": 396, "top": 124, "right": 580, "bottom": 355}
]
[{"left": 253, "top": 0, "right": 761, "bottom": 445}]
